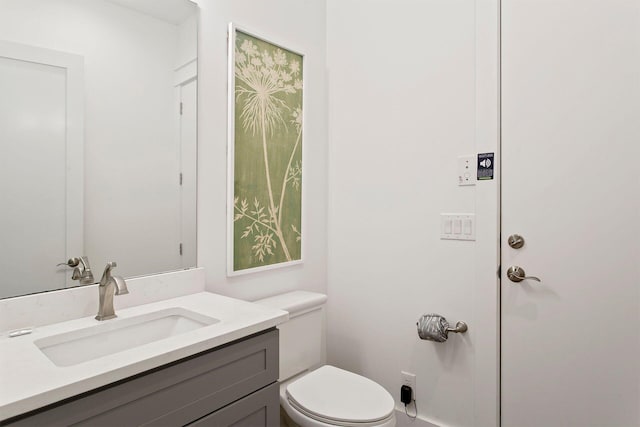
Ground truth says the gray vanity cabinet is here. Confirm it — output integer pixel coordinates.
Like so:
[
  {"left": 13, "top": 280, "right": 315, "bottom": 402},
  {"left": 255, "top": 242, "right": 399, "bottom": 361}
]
[
  {"left": 3, "top": 329, "right": 279, "bottom": 427},
  {"left": 187, "top": 382, "right": 279, "bottom": 427}
]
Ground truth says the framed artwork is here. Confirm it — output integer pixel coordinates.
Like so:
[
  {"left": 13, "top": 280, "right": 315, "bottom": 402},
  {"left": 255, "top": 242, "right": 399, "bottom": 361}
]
[{"left": 227, "top": 24, "right": 304, "bottom": 276}]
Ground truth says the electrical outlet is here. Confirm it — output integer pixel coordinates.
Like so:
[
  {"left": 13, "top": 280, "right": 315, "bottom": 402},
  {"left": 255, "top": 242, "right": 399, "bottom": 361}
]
[{"left": 401, "top": 371, "right": 416, "bottom": 399}]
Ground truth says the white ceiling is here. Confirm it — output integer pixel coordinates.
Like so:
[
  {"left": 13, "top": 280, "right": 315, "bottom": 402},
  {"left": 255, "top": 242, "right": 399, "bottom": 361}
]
[{"left": 107, "top": 0, "right": 196, "bottom": 25}]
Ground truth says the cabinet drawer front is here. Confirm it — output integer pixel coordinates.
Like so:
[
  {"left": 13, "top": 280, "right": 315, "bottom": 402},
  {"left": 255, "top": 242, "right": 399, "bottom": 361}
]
[
  {"left": 5, "top": 329, "right": 278, "bottom": 426},
  {"left": 187, "top": 382, "right": 280, "bottom": 427}
]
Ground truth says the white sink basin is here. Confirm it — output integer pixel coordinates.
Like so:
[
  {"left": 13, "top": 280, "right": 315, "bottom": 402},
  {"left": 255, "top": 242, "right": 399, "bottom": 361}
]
[{"left": 34, "top": 308, "right": 219, "bottom": 367}]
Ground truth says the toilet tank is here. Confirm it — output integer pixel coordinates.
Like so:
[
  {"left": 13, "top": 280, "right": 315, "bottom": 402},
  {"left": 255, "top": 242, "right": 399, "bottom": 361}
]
[{"left": 255, "top": 291, "right": 327, "bottom": 381}]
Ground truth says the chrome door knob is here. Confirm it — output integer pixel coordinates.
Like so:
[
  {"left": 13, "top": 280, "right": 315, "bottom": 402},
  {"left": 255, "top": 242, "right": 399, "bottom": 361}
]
[
  {"left": 507, "top": 266, "right": 541, "bottom": 283},
  {"left": 507, "top": 234, "right": 525, "bottom": 249}
]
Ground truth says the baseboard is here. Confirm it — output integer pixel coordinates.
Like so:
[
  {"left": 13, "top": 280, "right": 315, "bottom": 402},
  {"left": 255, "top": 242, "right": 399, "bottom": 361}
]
[{"left": 394, "top": 408, "right": 441, "bottom": 427}]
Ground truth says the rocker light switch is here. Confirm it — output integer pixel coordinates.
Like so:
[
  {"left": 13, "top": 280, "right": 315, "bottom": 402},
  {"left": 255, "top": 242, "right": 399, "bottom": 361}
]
[
  {"left": 453, "top": 219, "right": 462, "bottom": 234},
  {"left": 441, "top": 214, "right": 475, "bottom": 241},
  {"left": 463, "top": 219, "right": 473, "bottom": 235}
]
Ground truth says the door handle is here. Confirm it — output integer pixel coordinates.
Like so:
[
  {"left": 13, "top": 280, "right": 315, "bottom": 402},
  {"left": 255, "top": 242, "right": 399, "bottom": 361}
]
[
  {"left": 57, "top": 258, "right": 81, "bottom": 268},
  {"left": 507, "top": 266, "right": 541, "bottom": 283},
  {"left": 507, "top": 234, "right": 525, "bottom": 249}
]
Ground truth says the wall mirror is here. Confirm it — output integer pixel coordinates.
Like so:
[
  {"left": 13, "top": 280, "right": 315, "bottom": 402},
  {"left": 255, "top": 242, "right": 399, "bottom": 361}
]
[{"left": 0, "top": 0, "right": 198, "bottom": 299}]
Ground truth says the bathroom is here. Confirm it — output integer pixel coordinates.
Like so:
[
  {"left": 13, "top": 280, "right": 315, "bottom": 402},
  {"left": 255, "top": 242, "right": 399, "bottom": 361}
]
[{"left": 0, "top": 0, "right": 638, "bottom": 426}]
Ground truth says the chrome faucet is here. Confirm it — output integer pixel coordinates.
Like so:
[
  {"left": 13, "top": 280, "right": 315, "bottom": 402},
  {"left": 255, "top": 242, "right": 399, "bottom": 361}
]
[
  {"left": 57, "top": 256, "right": 95, "bottom": 285},
  {"left": 95, "top": 262, "right": 129, "bottom": 321}
]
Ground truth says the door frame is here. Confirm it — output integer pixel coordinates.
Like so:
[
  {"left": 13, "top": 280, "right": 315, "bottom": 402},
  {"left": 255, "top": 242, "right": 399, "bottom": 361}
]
[
  {"left": 174, "top": 58, "right": 198, "bottom": 269},
  {"left": 0, "top": 41, "right": 84, "bottom": 283},
  {"left": 472, "top": 0, "right": 502, "bottom": 426}
]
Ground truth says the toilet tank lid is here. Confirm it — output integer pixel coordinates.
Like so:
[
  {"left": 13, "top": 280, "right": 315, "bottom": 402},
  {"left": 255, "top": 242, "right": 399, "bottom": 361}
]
[{"left": 254, "top": 291, "right": 327, "bottom": 315}]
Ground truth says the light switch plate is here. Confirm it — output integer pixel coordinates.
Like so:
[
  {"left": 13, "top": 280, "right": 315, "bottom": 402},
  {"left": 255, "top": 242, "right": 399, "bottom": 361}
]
[
  {"left": 458, "top": 156, "right": 476, "bottom": 186},
  {"left": 441, "top": 213, "right": 475, "bottom": 241}
]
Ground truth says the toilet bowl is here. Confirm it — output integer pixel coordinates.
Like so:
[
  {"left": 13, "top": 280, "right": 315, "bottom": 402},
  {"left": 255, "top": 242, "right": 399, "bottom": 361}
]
[
  {"left": 256, "top": 292, "right": 396, "bottom": 427},
  {"left": 280, "top": 365, "right": 396, "bottom": 427}
]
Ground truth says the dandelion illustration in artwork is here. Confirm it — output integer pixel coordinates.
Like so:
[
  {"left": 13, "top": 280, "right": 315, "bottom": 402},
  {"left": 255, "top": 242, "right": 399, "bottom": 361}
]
[{"left": 232, "top": 32, "right": 303, "bottom": 268}]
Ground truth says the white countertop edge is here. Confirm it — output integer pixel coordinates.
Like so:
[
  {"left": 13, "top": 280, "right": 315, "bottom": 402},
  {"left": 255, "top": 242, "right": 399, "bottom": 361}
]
[{"left": 0, "top": 292, "right": 288, "bottom": 421}]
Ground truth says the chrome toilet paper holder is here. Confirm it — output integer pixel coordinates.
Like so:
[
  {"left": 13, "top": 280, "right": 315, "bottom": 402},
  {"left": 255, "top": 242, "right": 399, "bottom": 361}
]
[
  {"left": 416, "top": 314, "right": 468, "bottom": 342},
  {"left": 446, "top": 321, "right": 468, "bottom": 334}
]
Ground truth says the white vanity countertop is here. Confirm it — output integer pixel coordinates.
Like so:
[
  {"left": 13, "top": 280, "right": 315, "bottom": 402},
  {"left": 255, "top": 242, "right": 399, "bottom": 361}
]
[{"left": 0, "top": 292, "right": 288, "bottom": 421}]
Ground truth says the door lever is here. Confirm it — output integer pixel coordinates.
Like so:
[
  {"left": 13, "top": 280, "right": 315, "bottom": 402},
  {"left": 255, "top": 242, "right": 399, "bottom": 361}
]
[
  {"left": 507, "top": 234, "right": 525, "bottom": 249},
  {"left": 57, "top": 258, "right": 80, "bottom": 268},
  {"left": 507, "top": 266, "right": 541, "bottom": 283}
]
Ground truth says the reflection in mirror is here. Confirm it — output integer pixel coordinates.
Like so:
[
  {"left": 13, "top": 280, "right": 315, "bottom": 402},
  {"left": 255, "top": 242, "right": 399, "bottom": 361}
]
[{"left": 0, "top": 0, "right": 198, "bottom": 299}]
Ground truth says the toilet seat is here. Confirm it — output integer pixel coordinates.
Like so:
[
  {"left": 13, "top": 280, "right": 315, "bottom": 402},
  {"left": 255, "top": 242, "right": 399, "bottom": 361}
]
[{"left": 284, "top": 365, "right": 395, "bottom": 427}]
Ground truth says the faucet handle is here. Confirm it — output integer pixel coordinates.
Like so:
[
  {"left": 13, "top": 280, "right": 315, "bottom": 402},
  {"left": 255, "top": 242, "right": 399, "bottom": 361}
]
[
  {"left": 77, "top": 256, "right": 95, "bottom": 284},
  {"left": 103, "top": 261, "right": 117, "bottom": 274},
  {"left": 100, "top": 261, "right": 121, "bottom": 284},
  {"left": 57, "top": 257, "right": 95, "bottom": 284}
]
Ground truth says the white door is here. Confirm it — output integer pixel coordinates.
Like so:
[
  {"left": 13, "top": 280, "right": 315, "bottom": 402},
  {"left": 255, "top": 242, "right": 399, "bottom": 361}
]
[
  {"left": 0, "top": 42, "right": 83, "bottom": 298},
  {"left": 501, "top": 1, "right": 640, "bottom": 426}
]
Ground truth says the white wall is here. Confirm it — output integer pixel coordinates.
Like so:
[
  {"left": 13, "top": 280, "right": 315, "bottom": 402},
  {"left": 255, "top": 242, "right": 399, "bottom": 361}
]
[
  {"left": 196, "top": 0, "right": 329, "bottom": 300},
  {"left": 326, "top": 1, "right": 499, "bottom": 427},
  {"left": 0, "top": 0, "right": 187, "bottom": 281},
  {"left": 176, "top": 13, "right": 198, "bottom": 69}
]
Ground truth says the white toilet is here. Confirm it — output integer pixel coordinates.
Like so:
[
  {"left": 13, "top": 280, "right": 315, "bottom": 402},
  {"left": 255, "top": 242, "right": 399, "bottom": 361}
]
[{"left": 256, "top": 291, "right": 396, "bottom": 427}]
